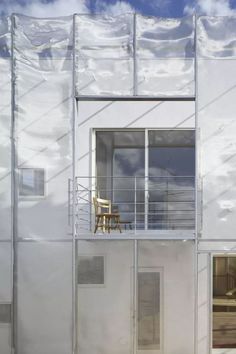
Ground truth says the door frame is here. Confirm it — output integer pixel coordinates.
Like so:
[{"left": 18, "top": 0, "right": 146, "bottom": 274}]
[{"left": 136, "top": 266, "right": 164, "bottom": 354}]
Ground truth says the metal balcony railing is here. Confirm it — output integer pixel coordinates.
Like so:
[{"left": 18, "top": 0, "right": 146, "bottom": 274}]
[{"left": 69, "top": 176, "right": 195, "bottom": 235}]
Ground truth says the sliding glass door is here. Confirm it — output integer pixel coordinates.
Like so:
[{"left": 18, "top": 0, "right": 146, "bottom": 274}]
[
  {"left": 96, "top": 129, "right": 195, "bottom": 230},
  {"left": 147, "top": 130, "right": 195, "bottom": 230},
  {"left": 96, "top": 131, "right": 145, "bottom": 229}
]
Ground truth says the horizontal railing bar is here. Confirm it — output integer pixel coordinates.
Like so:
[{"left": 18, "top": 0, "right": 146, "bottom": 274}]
[{"left": 73, "top": 175, "right": 196, "bottom": 233}]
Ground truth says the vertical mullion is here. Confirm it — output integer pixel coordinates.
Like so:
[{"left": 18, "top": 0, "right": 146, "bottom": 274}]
[
  {"left": 72, "top": 14, "right": 77, "bottom": 354},
  {"left": 194, "top": 14, "right": 199, "bottom": 354},
  {"left": 133, "top": 13, "right": 137, "bottom": 96},
  {"left": 11, "top": 13, "right": 18, "bottom": 354},
  {"left": 145, "top": 130, "right": 148, "bottom": 230},
  {"left": 133, "top": 239, "right": 138, "bottom": 354},
  {"left": 208, "top": 253, "right": 212, "bottom": 354}
]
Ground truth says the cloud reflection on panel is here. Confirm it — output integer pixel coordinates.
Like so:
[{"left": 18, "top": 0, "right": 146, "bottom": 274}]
[
  {"left": 13, "top": 15, "right": 73, "bottom": 239},
  {"left": 198, "top": 16, "right": 236, "bottom": 238},
  {"left": 75, "top": 14, "right": 195, "bottom": 97}
]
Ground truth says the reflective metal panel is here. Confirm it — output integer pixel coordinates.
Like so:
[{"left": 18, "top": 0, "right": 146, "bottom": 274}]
[
  {"left": 75, "top": 14, "right": 134, "bottom": 96},
  {"left": 198, "top": 17, "right": 236, "bottom": 58},
  {"left": 197, "top": 16, "right": 236, "bottom": 239},
  {"left": 136, "top": 16, "right": 195, "bottom": 96}
]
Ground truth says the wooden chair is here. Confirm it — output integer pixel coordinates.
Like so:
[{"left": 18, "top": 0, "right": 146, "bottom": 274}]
[{"left": 93, "top": 197, "right": 122, "bottom": 234}]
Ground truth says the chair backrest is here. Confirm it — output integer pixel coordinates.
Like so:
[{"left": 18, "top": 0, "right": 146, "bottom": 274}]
[{"left": 93, "top": 197, "right": 111, "bottom": 214}]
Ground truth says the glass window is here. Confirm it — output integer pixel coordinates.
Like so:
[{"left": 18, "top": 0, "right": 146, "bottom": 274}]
[
  {"left": 148, "top": 130, "right": 195, "bottom": 230},
  {"left": 96, "top": 131, "right": 145, "bottom": 227},
  {"left": 213, "top": 256, "right": 236, "bottom": 349},
  {"left": 78, "top": 256, "right": 105, "bottom": 285},
  {"left": 138, "top": 271, "right": 161, "bottom": 350},
  {"left": 19, "top": 168, "right": 45, "bottom": 197},
  {"left": 0, "top": 304, "right": 11, "bottom": 324},
  {"left": 95, "top": 130, "right": 195, "bottom": 230}
]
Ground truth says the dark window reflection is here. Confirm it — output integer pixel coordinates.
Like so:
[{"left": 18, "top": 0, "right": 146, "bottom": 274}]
[
  {"left": 148, "top": 130, "right": 195, "bottom": 230},
  {"left": 78, "top": 256, "right": 104, "bottom": 285},
  {"left": 19, "top": 168, "right": 45, "bottom": 196},
  {"left": 96, "top": 131, "right": 145, "bottom": 228},
  {"left": 213, "top": 256, "right": 236, "bottom": 349},
  {"left": 96, "top": 130, "right": 195, "bottom": 230}
]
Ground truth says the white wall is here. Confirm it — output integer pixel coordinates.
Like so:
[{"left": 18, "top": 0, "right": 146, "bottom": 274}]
[
  {"left": 77, "top": 240, "right": 133, "bottom": 354},
  {"left": 17, "top": 242, "right": 72, "bottom": 354},
  {"left": 16, "top": 67, "right": 73, "bottom": 239},
  {"left": 138, "top": 241, "right": 195, "bottom": 354},
  {"left": 198, "top": 60, "right": 236, "bottom": 239},
  {"left": 14, "top": 15, "right": 73, "bottom": 240},
  {"left": 77, "top": 100, "right": 195, "bottom": 178},
  {"left": 77, "top": 240, "right": 195, "bottom": 354}
]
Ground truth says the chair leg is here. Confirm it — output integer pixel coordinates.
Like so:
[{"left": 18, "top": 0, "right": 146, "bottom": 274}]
[
  {"left": 116, "top": 216, "right": 122, "bottom": 233},
  {"left": 108, "top": 217, "right": 111, "bottom": 233},
  {"left": 103, "top": 216, "right": 106, "bottom": 232},
  {"left": 94, "top": 216, "right": 99, "bottom": 234}
]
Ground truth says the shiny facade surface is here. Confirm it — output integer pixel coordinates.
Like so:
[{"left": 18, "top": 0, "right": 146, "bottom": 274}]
[
  {"left": 198, "top": 16, "right": 236, "bottom": 240},
  {"left": 75, "top": 14, "right": 195, "bottom": 97}
]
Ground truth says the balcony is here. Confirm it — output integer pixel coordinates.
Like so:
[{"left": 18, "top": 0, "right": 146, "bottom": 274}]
[{"left": 70, "top": 176, "right": 195, "bottom": 238}]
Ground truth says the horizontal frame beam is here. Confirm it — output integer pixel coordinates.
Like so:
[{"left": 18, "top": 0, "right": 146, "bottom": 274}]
[{"left": 76, "top": 96, "right": 196, "bottom": 102}]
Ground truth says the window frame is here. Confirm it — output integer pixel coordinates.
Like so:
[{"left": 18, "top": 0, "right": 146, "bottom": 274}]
[
  {"left": 18, "top": 167, "right": 46, "bottom": 199},
  {"left": 93, "top": 128, "right": 195, "bottom": 231},
  {"left": 137, "top": 266, "right": 163, "bottom": 354},
  {"left": 77, "top": 254, "right": 106, "bottom": 288},
  {"left": 211, "top": 253, "right": 236, "bottom": 351},
  {"left": 0, "top": 302, "right": 11, "bottom": 325}
]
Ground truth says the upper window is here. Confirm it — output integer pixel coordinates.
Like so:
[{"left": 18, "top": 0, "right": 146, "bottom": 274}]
[{"left": 19, "top": 168, "right": 45, "bottom": 197}]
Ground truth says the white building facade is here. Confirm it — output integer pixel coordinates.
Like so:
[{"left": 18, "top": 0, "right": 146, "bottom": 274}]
[{"left": 0, "top": 13, "right": 235, "bottom": 354}]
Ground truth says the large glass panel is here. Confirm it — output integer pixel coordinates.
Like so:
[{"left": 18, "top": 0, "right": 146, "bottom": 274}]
[
  {"left": 96, "top": 131, "right": 145, "bottom": 229},
  {"left": 77, "top": 240, "right": 134, "bottom": 354},
  {"left": 148, "top": 130, "right": 195, "bottom": 230},
  {"left": 213, "top": 256, "right": 236, "bottom": 349}
]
